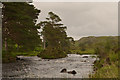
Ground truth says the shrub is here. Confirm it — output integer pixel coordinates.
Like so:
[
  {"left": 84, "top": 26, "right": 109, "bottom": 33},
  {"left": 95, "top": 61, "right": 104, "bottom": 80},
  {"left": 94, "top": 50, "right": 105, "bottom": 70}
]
[
  {"left": 37, "top": 48, "right": 67, "bottom": 59},
  {"left": 2, "top": 51, "right": 16, "bottom": 63},
  {"left": 109, "top": 51, "right": 118, "bottom": 63},
  {"left": 91, "top": 64, "right": 118, "bottom": 78}
]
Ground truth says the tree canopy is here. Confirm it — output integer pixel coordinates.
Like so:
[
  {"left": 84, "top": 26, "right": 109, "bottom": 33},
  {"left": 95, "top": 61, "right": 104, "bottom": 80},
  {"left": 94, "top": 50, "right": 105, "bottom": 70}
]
[
  {"left": 37, "top": 12, "right": 74, "bottom": 58},
  {"left": 2, "top": 2, "right": 41, "bottom": 52}
]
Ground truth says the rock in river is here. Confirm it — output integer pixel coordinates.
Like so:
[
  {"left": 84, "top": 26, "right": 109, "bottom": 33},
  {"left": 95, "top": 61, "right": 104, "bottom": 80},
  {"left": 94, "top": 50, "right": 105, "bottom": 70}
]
[
  {"left": 60, "top": 68, "right": 67, "bottom": 73},
  {"left": 68, "top": 70, "right": 77, "bottom": 75},
  {"left": 82, "top": 56, "right": 88, "bottom": 58}
]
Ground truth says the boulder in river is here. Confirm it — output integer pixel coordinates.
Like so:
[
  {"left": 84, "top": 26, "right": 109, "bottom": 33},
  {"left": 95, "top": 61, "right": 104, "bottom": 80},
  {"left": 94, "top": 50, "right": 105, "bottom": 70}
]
[
  {"left": 81, "top": 60, "right": 87, "bottom": 62},
  {"left": 60, "top": 68, "right": 67, "bottom": 73},
  {"left": 16, "top": 56, "right": 24, "bottom": 61},
  {"left": 82, "top": 56, "right": 88, "bottom": 58},
  {"left": 16, "top": 57, "right": 21, "bottom": 60},
  {"left": 68, "top": 70, "right": 77, "bottom": 75}
]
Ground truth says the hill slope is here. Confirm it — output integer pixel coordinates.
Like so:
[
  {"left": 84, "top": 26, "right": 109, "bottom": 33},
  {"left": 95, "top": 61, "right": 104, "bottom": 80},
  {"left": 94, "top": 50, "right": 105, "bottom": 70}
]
[
  {"left": 74, "top": 36, "right": 118, "bottom": 51},
  {"left": 72, "top": 36, "right": 119, "bottom": 78}
]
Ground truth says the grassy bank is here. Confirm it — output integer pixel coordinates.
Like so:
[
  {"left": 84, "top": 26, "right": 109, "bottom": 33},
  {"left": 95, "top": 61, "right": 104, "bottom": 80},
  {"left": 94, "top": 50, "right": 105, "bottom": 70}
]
[
  {"left": 2, "top": 51, "right": 39, "bottom": 63},
  {"left": 90, "top": 51, "right": 119, "bottom": 78},
  {"left": 70, "top": 49, "right": 95, "bottom": 55},
  {"left": 90, "top": 63, "right": 118, "bottom": 78},
  {"left": 73, "top": 36, "right": 119, "bottom": 78},
  {"left": 37, "top": 48, "right": 67, "bottom": 59},
  {"left": 2, "top": 46, "right": 44, "bottom": 63}
]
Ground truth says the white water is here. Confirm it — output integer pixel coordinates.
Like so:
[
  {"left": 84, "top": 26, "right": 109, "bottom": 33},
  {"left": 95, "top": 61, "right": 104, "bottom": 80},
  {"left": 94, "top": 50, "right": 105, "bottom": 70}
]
[{"left": 3, "top": 54, "right": 97, "bottom": 78}]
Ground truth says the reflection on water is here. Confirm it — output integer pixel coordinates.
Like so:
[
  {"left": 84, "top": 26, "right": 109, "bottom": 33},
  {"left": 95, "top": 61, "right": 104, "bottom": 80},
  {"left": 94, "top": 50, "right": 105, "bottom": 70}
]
[{"left": 2, "top": 54, "right": 97, "bottom": 78}]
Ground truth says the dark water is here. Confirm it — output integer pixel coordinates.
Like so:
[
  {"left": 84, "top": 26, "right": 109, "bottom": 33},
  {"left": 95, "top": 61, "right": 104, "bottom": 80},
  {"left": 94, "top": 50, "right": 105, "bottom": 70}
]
[{"left": 2, "top": 54, "right": 97, "bottom": 78}]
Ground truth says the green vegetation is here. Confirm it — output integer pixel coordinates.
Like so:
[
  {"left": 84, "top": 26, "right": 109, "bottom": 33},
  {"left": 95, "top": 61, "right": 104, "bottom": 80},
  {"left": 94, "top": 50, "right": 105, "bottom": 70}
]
[
  {"left": 3, "top": 47, "right": 44, "bottom": 63},
  {"left": 75, "top": 36, "right": 119, "bottom": 78},
  {"left": 71, "top": 36, "right": 119, "bottom": 78},
  {"left": 2, "top": 2, "right": 119, "bottom": 78},
  {"left": 74, "top": 36, "right": 118, "bottom": 51},
  {"left": 37, "top": 48, "right": 67, "bottom": 59},
  {"left": 2, "top": 3, "right": 73, "bottom": 62},
  {"left": 90, "top": 64, "right": 118, "bottom": 78},
  {"left": 37, "top": 12, "right": 73, "bottom": 59},
  {"left": 2, "top": 2, "right": 42, "bottom": 63},
  {"left": 92, "top": 37, "right": 119, "bottom": 78},
  {"left": 70, "top": 49, "right": 95, "bottom": 55}
]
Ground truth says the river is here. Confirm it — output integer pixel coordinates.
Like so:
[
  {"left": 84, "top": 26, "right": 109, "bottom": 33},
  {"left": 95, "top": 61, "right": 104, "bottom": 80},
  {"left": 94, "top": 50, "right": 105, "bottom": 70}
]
[{"left": 2, "top": 54, "right": 97, "bottom": 78}]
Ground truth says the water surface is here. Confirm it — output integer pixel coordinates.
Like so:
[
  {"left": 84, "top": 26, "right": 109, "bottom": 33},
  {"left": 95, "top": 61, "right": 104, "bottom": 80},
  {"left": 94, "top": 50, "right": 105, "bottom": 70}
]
[{"left": 3, "top": 54, "right": 97, "bottom": 78}]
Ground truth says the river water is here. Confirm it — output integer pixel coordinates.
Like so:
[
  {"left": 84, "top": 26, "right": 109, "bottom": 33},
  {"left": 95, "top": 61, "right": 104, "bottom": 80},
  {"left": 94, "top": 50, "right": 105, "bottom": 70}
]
[{"left": 2, "top": 54, "right": 97, "bottom": 78}]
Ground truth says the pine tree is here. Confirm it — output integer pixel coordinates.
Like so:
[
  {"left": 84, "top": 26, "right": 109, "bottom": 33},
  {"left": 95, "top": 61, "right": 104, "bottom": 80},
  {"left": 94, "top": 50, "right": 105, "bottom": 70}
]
[
  {"left": 37, "top": 12, "right": 74, "bottom": 58},
  {"left": 2, "top": 2, "right": 41, "bottom": 52}
]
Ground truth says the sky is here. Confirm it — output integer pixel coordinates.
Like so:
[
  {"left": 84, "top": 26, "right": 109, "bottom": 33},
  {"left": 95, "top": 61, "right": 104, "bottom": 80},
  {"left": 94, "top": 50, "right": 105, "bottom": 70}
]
[{"left": 33, "top": 2, "right": 118, "bottom": 40}]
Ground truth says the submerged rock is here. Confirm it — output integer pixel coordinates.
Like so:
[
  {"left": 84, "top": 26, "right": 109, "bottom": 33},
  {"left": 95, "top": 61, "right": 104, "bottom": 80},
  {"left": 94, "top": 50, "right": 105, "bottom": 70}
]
[
  {"left": 82, "top": 56, "right": 88, "bottom": 58},
  {"left": 81, "top": 60, "right": 87, "bottom": 62},
  {"left": 68, "top": 70, "right": 77, "bottom": 75},
  {"left": 60, "top": 68, "right": 67, "bottom": 73},
  {"left": 16, "top": 56, "right": 25, "bottom": 61},
  {"left": 16, "top": 57, "right": 21, "bottom": 60},
  {"left": 61, "top": 68, "right": 77, "bottom": 75}
]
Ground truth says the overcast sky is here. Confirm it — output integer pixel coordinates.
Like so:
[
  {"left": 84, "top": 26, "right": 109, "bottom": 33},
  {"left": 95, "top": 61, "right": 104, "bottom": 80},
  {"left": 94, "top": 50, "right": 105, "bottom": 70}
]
[{"left": 33, "top": 2, "right": 118, "bottom": 40}]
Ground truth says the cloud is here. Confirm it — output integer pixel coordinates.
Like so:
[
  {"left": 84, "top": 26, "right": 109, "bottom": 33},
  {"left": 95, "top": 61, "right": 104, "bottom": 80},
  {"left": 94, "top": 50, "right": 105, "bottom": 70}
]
[{"left": 33, "top": 2, "right": 118, "bottom": 40}]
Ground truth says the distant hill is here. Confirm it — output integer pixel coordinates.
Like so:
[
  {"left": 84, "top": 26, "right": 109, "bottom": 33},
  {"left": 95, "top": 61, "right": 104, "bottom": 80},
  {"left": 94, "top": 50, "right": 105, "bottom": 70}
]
[{"left": 74, "top": 36, "right": 118, "bottom": 50}]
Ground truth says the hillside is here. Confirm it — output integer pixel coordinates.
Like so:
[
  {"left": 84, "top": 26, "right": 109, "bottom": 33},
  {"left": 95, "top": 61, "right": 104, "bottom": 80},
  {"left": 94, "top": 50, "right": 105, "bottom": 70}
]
[
  {"left": 72, "top": 36, "right": 119, "bottom": 78},
  {"left": 74, "top": 36, "right": 118, "bottom": 51}
]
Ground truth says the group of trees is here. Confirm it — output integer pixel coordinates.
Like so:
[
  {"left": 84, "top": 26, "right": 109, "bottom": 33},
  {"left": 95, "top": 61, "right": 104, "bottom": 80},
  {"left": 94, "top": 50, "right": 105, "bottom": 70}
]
[
  {"left": 2, "top": 2, "right": 73, "bottom": 62},
  {"left": 2, "top": 2, "right": 42, "bottom": 62},
  {"left": 2, "top": 2, "right": 41, "bottom": 52},
  {"left": 37, "top": 12, "right": 74, "bottom": 58},
  {"left": 2, "top": 2, "right": 119, "bottom": 78}
]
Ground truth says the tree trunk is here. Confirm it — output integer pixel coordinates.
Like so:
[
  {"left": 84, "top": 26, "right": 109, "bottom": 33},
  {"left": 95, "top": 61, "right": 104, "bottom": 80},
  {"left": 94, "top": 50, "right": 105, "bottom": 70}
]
[
  {"left": 43, "top": 41, "right": 46, "bottom": 49},
  {"left": 5, "top": 38, "right": 7, "bottom": 51},
  {"left": 43, "top": 36, "right": 46, "bottom": 49}
]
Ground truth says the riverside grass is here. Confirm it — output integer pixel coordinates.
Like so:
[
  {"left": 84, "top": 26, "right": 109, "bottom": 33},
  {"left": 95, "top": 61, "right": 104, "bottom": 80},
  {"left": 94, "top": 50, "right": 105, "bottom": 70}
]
[{"left": 90, "top": 63, "right": 118, "bottom": 78}]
